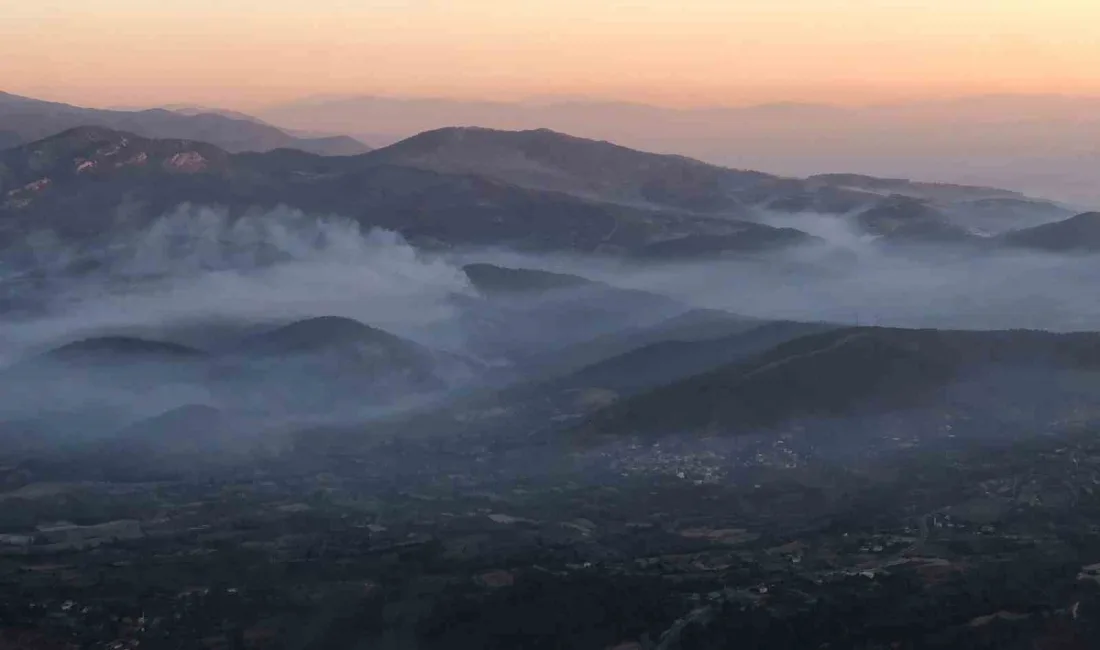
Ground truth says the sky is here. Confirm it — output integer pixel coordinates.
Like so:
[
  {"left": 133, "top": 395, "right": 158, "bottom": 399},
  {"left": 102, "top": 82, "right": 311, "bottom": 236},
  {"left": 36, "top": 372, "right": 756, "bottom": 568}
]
[{"left": 2, "top": 0, "right": 1099, "bottom": 109}]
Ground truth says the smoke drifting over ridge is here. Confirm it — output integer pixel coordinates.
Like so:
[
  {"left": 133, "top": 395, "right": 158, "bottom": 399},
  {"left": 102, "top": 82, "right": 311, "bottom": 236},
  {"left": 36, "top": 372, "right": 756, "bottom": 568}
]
[
  {"left": 1, "top": 205, "right": 474, "bottom": 364},
  {"left": 465, "top": 210, "right": 1100, "bottom": 333},
  {"left": 4, "top": 203, "right": 1100, "bottom": 458},
  {"left": 6, "top": 204, "right": 1100, "bottom": 365},
  {"left": 0, "top": 210, "right": 495, "bottom": 461}
]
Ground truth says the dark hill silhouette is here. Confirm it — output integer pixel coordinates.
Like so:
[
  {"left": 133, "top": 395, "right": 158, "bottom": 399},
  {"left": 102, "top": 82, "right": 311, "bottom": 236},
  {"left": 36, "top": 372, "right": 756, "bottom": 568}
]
[
  {"left": 451, "top": 265, "right": 686, "bottom": 365},
  {"left": 222, "top": 317, "right": 479, "bottom": 404},
  {"left": 38, "top": 336, "right": 205, "bottom": 365},
  {"left": 0, "top": 337, "right": 210, "bottom": 451},
  {"left": 462, "top": 263, "right": 593, "bottom": 294},
  {"left": 453, "top": 321, "right": 841, "bottom": 435},
  {"left": 354, "top": 319, "right": 836, "bottom": 444},
  {"left": 518, "top": 308, "right": 759, "bottom": 379},
  {"left": 942, "top": 196, "right": 1075, "bottom": 235},
  {"left": 1000, "top": 212, "right": 1100, "bottom": 252},
  {"left": 855, "top": 195, "right": 975, "bottom": 243},
  {"left": 544, "top": 320, "right": 836, "bottom": 397},
  {"left": 636, "top": 226, "right": 817, "bottom": 257},
  {"left": 234, "top": 316, "right": 424, "bottom": 358},
  {"left": 580, "top": 327, "right": 1100, "bottom": 439}
]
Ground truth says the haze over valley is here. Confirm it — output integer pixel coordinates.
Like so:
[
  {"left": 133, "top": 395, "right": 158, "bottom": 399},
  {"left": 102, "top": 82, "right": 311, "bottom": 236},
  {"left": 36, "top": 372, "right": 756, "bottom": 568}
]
[{"left": 6, "top": 1, "right": 1100, "bottom": 645}]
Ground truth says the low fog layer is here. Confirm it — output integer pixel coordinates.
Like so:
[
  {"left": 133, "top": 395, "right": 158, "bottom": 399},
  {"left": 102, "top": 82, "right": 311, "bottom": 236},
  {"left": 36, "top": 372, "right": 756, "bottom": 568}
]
[
  {"left": 6, "top": 205, "right": 1100, "bottom": 363},
  {"left": 464, "top": 210, "right": 1100, "bottom": 333},
  {"left": 4, "top": 204, "right": 1100, "bottom": 464}
]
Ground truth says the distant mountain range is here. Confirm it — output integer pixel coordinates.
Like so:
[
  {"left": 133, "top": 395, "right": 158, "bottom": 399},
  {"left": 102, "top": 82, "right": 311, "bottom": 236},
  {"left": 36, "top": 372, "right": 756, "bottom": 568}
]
[
  {"left": 0, "top": 91, "right": 370, "bottom": 156},
  {"left": 11, "top": 90, "right": 1100, "bottom": 203},
  {"left": 0, "top": 124, "right": 1095, "bottom": 257},
  {"left": 255, "top": 93, "right": 1100, "bottom": 205}
]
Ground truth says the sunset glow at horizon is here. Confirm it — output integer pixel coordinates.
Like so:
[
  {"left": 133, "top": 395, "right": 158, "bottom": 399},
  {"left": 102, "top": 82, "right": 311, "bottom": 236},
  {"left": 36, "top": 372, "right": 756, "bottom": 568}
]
[{"left": 3, "top": 0, "right": 1099, "bottom": 110}]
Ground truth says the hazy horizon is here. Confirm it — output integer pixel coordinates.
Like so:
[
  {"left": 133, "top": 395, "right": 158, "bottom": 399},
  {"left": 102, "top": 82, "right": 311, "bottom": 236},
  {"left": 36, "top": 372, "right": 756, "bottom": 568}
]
[
  {"left": 5, "top": 0, "right": 1100, "bottom": 110},
  {"left": 13, "top": 89, "right": 1100, "bottom": 115},
  {"left": 5, "top": 0, "right": 1100, "bottom": 205},
  {"left": 6, "top": 87, "right": 1100, "bottom": 206}
]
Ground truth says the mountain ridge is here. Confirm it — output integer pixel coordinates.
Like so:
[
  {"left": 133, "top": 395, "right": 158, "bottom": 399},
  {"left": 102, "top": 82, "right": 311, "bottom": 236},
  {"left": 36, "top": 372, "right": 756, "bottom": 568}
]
[
  {"left": 578, "top": 326, "right": 1100, "bottom": 440},
  {"left": 0, "top": 91, "right": 371, "bottom": 156},
  {"left": 0, "top": 126, "right": 822, "bottom": 256},
  {"left": 253, "top": 92, "right": 1100, "bottom": 204},
  {"left": 1000, "top": 211, "right": 1100, "bottom": 252},
  {"left": 1, "top": 124, "right": 1086, "bottom": 257}
]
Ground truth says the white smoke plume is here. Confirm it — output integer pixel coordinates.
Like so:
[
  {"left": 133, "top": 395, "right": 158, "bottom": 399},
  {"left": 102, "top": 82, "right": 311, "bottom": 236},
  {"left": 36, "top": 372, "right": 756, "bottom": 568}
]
[{"left": 1, "top": 205, "right": 473, "bottom": 364}]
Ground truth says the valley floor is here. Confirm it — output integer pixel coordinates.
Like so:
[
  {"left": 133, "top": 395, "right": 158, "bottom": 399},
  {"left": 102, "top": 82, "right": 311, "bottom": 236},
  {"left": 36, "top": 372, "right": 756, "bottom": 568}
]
[{"left": 4, "top": 425, "right": 1100, "bottom": 649}]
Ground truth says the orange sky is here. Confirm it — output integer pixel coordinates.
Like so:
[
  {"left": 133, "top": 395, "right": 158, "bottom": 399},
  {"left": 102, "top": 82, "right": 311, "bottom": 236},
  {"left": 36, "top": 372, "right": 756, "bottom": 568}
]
[{"left": 3, "top": 0, "right": 1099, "bottom": 109}]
